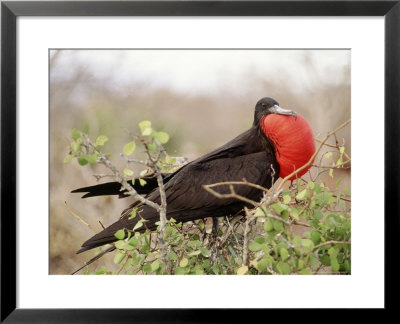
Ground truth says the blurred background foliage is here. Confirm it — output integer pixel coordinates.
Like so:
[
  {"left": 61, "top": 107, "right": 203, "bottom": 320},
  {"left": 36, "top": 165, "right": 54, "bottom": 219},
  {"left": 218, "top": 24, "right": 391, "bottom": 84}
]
[{"left": 50, "top": 50, "right": 350, "bottom": 274}]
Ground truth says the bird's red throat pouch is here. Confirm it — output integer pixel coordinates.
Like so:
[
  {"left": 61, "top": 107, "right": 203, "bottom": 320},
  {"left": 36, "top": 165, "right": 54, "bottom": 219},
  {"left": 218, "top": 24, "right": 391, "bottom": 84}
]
[{"left": 261, "top": 113, "right": 315, "bottom": 180}]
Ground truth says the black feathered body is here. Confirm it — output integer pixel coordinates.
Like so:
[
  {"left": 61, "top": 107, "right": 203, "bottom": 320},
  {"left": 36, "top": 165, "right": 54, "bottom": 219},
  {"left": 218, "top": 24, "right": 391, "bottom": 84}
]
[{"left": 76, "top": 126, "right": 279, "bottom": 253}]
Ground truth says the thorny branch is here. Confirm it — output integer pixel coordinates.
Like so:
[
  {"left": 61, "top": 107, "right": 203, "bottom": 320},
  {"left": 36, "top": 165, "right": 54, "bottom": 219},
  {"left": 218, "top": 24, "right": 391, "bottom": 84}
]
[
  {"left": 84, "top": 134, "right": 160, "bottom": 211},
  {"left": 82, "top": 133, "right": 171, "bottom": 273}
]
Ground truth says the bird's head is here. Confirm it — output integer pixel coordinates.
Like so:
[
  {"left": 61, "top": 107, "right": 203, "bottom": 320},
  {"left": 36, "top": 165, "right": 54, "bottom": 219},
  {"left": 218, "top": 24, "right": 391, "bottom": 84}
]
[{"left": 253, "top": 97, "right": 297, "bottom": 127}]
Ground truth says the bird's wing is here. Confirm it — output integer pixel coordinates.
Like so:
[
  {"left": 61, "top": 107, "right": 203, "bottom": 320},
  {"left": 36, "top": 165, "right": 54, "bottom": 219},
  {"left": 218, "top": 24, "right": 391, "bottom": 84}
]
[
  {"left": 120, "top": 150, "right": 278, "bottom": 219},
  {"left": 71, "top": 173, "right": 175, "bottom": 198}
]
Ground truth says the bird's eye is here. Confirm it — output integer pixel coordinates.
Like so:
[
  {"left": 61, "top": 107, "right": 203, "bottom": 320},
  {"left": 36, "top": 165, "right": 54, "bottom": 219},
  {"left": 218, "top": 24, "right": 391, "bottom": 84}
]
[{"left": 262, "top": 103, "right": 267, "bottom": 107}]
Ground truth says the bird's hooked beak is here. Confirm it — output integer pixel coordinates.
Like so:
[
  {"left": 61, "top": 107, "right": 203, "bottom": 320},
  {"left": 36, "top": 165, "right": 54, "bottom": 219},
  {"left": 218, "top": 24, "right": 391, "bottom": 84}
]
[{"left": 269, "top": 105, "right": 297, "bottom": 120}]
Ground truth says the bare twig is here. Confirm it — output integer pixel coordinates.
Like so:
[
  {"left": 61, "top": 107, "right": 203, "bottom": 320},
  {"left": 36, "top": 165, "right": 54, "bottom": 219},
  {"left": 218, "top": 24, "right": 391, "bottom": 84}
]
[
  {"left": 92, "top": 173, "right": 115, "bottom": 181},
  {"left": 203, "top": 183, "right": 260, "bottom": 207},
  {"left": 142, "top": 142, "right": 171, "bottom": 273},
  {"left": 64, "top": 201, "right": 96, "bottom": 234},
  {"left": 242, "top": 207, "right": 254, "bottom": 266},
  {"left": 312, "top": 159, "right": 351, "bottom": 169},
  {"left": 98, "top": 220, "right": 105, "bottom": 230},
  {"left": 315, "top": 138, "right": 351, "bottom": 161},
  {"left": 205, "top": 179, "right": 271, "bottom": 194},
  {"left": 313, "top": 240, "right": 351, "bottom": 250}
]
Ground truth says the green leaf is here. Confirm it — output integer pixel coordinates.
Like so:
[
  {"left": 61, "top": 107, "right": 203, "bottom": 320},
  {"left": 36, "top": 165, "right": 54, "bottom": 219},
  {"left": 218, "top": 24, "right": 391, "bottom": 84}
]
[
  {"left": 166, "top": 156, "right": 176, "bottom": 164},
  {"left": 276, "top": 262, "right": 291, "bottom": 274},
  {"left": 128, "top": 208, "right": 137, "bottom": 220},
  {"left": 329, "top": 168, "right": 334, "bottom": 178},
  {"left": 309, "top": 254, "right": 319, "bottom": 269},
  {"left": 283, "top": 194, "right": 291, "bottom": 204},
  {"left": 86, "top": 154, "right": 98, "bottom": 164},
  {"left": 124, "top": 168, "right": 134, "bottom": 177},
  {"left": 179, "top": 258, "right": 189, "bottom": 267},
  {"left": 123, "top": 141, "right": 136, "bottom": 155},
  {"left": 168, "top": 251, "right": 178, "bottom": 261},
  {"left": 313, "top": 210, "right": 323, "bottom": 220},
  {"left": 113, "top": 250, "right": 126, "bottom": 264},
  {"left": 63, "top": 154, "right": 74, "bottom": 164},
  {"left": 290, "top": 207, "right": 299, "bottom": 220},
  {"left": 336, "top": 178, "right": 342, "bottom": 187},
  {"left": 188, "top": 250, "right": 201, "bottom": 256},
  {"left": 147, "top": 143, "right": 156, "bottom": 152},
  {"left": 143, "top": 263, "right": 152, "bottom": 273},
  {"left": 77, "top": 157, "right": 88, "bottom": 166},
  {"left": 70, "top": 141, "right": 81, "bottom": 153},
  {"left": 344, "top": 260, "right": 351, "bottom": 273},
  {"left": 299, "top": 268, "right": 312, "bottom": 275},
  {"left": 154, "top": 131, "right": 170, "bottom": 144},
  {"left": 114, "top": 240, "right": 125, "bottom": 250},
  {"left": 330, "top": 255, "right": 340, "bottom": 272},
  {"left": 301, "top": 239, "right": 314, "bottom": 252},
  {"left": 315, "top": 192, "right": 333, "bottom": 207},
  {"left": 237, "top": 265, "right": 248, "bottom": 275},
  {"left": 187, "top": 240, "right": 201, "bottom": 248},
  {"left": 199, "top": 247, "right": 211, "bottom": 257},
  {"left": 264, "top": 219, "right": 273, "bottom": 232},
  {"left": 254, "top": 236, "right": 266, "bottom": 244},
  {"left": 256, "top": 257, "right": 271, "bottom": 271},
  {"left": 339, "top": 146, "right": 345, "bottom": 154},
  {"left": 174, "top": 267, "right": 187, "bottom": 275},
  {"left": 272, "top": 219, "right": 283, "bottom": 232},
  {"left": 296, "top": 189, "right": 308, "bottom": 201},
  {"left": 293, "top": 235, "right": 302, "bottom": 247},
  {"left": 311, "top": 231, "right": 321, "bottom": 245},
  {"left": 328, "top": 247, "right": 338, "bottom": 257},
  {"left": 280, "top": 247, "right": 289, "bottom": 261},
  {"left": 272, "top": 203, "right": 286, "bottom": 215},
  {"left": 139, "top": 178, "right": 147, "bottom": 186},
  {"left": 72, "top": 129, "right": 81, "bottom": 140},
  {"left": 198, "top": 220, "right": 205, "bottom": 230},
  {"left": 139, "top": 120, "right": 152, "bottom": 136},
  {"left": 324, "top": 152, "right": 332, "bottom": 159},
  {"left": 133, "top": 220, "right": 143, "bottom": 231},
  {"left": 95, "top": 135, "right": 108, "bottom": 146},
  {"left": 151, "top": 260, "right": 160, "bottom": 272},
  {"left": 320, "top": 255, "right": 331, "bottom": 266},
  {"left": 164, "top": 226, "right": 173, "bottom": 238},
  {"left": 255, "top": 206, "right": 267, "bottom": 217},
  {"left": 128, "top": 237, "right": 139, "bottom": 248},
  {"left": 248, "top": 241, "right": 262, "bottom": 252},
  {"left": 114, "top": 229, "right": 125, "bottom": 240}
]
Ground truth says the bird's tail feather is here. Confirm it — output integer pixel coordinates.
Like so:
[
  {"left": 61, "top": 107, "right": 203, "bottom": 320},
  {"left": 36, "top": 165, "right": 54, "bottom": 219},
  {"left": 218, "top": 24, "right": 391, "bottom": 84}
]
[
  {"left": 76, "top": 205, "right": 159, "bottom": 254},
  {"left": 71, "top": 245, "right": 116, "bottom": 275},
  {"left": 71, "top": 177, "right": 160, "bottom": 199}
]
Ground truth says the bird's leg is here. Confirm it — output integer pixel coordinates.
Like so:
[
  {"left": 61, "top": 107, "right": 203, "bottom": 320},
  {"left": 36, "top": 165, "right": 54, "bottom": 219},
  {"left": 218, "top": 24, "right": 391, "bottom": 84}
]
[{"left": 209, "top": 217, "right": 220, "bottom": 264}]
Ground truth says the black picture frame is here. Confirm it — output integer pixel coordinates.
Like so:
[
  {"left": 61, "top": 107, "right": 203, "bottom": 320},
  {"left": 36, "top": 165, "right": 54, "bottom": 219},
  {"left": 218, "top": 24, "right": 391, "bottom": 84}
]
[{"left": 1, "top": 0, "right": 398, "bottom": 321}]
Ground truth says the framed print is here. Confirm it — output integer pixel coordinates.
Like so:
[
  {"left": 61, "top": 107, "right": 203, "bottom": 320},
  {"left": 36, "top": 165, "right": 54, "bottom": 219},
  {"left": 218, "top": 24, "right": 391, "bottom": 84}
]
[{"left": 1, "top": 0, "right": 399, "bottom": 321}]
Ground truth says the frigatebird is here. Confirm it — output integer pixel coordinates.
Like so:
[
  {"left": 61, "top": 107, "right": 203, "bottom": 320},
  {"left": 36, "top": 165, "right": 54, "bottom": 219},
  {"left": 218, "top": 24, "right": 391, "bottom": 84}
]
[{"left": 72, "top": 97, "right": 315, "bottom": 258}]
